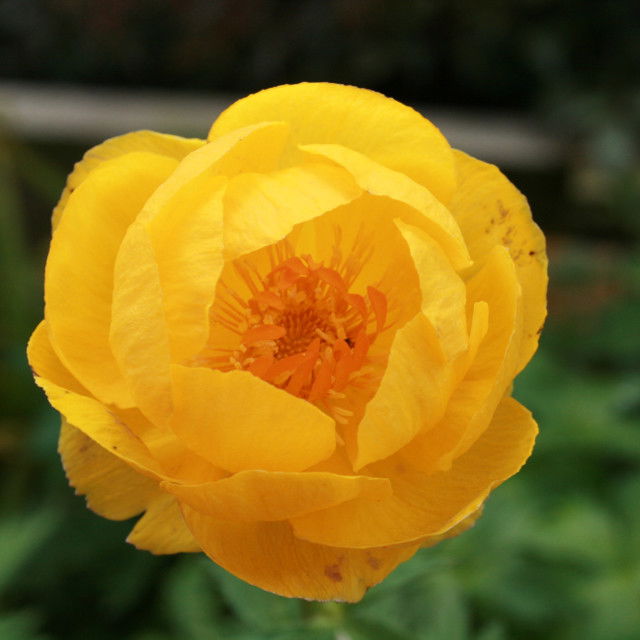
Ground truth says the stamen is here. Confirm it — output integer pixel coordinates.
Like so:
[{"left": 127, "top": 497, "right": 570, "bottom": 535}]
[{"left": 204, "top": 238, "right": 389, "bottom": 412}]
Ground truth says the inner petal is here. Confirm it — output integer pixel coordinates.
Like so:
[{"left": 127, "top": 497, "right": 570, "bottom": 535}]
[{"left": 191, "top": 196, "right": 423, "bottom": 441}]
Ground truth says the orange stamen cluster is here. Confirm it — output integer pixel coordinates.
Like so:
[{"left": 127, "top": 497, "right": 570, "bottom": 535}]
[{"left": 209, "top": 248, "right": 387, "bottom": 419}]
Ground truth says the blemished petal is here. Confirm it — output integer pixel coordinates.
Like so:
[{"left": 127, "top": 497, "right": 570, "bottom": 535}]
[
  {"left": 127, "top": 492, "right": 200, "bottom": 554},
  {"left": 45, "top": 152, "right": 179, "bottom": 407},
  {"left": 162, "top": 471, "right": 391, "bottom": 522},
  {"left": 223, "top": 162, "right": 361, "bottom": 260},
  {"left": 395, "top": 218, "right": 468, "bottom": 359},
  {"left": 451, "top": 150, "right": 548, "bottom": 371},
  {"left": 59, "top": 420, "right": 159, "bottom": 520},
  {"left": 354, "top": 312, "right": 454, "bottom": 471},
  {"left": 401, "top": 245, "right": 523, "bottom": 473},
  {"left": 181, "top": 510, "right": 420, "bottom": 601},
  {"left": 110, "top": 222, "right": 172, "bottom": 426},
  {"left": 52, "top": 130, "right": 205, "bottom": 230},
  {"left": 170, "top": 365, "right": 336, "bottom": 473},
  {"left": 290, "top": 396, "right": 537, "bottom": 548},
  {"left": 209, "top": 82, "right": 456, "bottom": 206},
  {"left": 300, "top": 143, "right": 470, "bottom": 270},
  {"left": 35, "top": 376, "right": 164, "bottom": 480}
]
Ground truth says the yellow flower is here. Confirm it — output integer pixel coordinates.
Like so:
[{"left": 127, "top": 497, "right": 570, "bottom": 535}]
[{"left": 28, "top": 83, "right": 547, "bottom": 602}]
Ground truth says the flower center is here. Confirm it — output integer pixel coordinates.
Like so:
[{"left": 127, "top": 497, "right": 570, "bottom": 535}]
[{"left": 205, "top": 245, "right": 387, "bottom": 420}]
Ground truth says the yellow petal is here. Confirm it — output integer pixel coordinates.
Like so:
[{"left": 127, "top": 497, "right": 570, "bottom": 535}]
[
  {"left": 45, "top": 152, "right": 179, "bottom": 406},
  {"left": 223, "top": 162, "right": 361, "bottom": 260},
  {"left": 182, "top": 511, "right": 419, "bottom": 601},
  {"left": 136, "top": 125, "right": 292, "bottom": 362},
  {"left": 402, "top": 245, "right": 523, "bottom": 473},
  {"left": 209, "top": 82, "right": 456, "bottom": 205},
  {"left": 354, "top": 313, "right": 453, "bottom": 470},
  {"left": 110, "top": 222, "right": 172, "bottom": 426},
  {"left": 300, "top": 143, "right": 470, "bottom": 270},
  {"left": 136, "top": 122, "right": 291, "bottom": 226},
  {"left": 52, "top": 131, "right": 205, "bottom": 230},
  {"left": 290, "top": 396, "right": 537, "bottom": 548},
  {"left": 163, "top": 470, "right": 390, "bottom": 522},
  {"left": 451, "top": 150, "right": 548, "bottom": 371},
  {"left": 150, "top": 177, "right": 226, "bottom": 363},
  {"left": 127, "top": 492, "right": 200, "bottom": 554},
  {"left": 111, "top": 408, "right": 227, "bottom": 486},
  {"left": 27, "top": 321, "right": 87, "bottom": 395},
  {"left": 286, "top": 192, "right": 422, "bottom": 333},
  {"left": 59, "top": 420, "right": 159, "bottom": 520},
  {"left": 395, "top": 218, "right": 468, "bottom": 359},
  {"left": 170, "top": 365, "right": 336, "bottom": 472},
  {"left": 36, "top": 376, "right": 164, "bottom": 480},
  {"left": 211, "top": 121, "right": 290, "bottom": 176}
]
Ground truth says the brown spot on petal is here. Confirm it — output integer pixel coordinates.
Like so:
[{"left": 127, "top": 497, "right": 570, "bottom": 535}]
[
  {"left": 324, "top": 564, "right": 342, "bottom": 582},
  {"left": 367, "top": 555, "right": 381, "bottom": 570}
]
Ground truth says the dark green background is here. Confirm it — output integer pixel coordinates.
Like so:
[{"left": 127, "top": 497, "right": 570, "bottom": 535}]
[{"left": 1, "top": 2, "right": 639, "bottom": 638}]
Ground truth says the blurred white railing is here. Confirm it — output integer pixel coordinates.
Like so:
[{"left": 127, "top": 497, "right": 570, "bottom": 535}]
[{"left": 0, "top": 81, "right": 566, "bottom": 169}]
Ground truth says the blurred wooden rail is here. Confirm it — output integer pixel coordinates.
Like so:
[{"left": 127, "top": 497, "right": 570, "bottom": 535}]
[{"left": 0, "top": 81, "right": 566, "bottom": 169}]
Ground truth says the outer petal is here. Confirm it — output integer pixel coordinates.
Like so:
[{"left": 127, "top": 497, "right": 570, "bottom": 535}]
[
  {"left": 29, "top": 322, "right": 178, "bottom": 484},
  {"left": 290, "top": 396, "right": 537, "bottom": 548},
  {"left": 209, "top": 82, "right": 456, "bottom": 205},
  {"left": 301, "top": 143, "right": 470, "bottom": 270},
  {"left": 170, "top": 365, "right": 336, "bottom": 473},
  {"left": 402, "top": 245, "right": 523, "bottom": 473},
  {"left": 451, "top": 150, "right": 548, "bottom": 371},
  {"left": 127, "top": 492, "right": 200, "bottom": 554},
  {"left": 354, "top": 313, "right": 453, "bottom": 471},
  {"left": 181, "top": 512, "right": 420, "bottom": 601},
  {"left": 35, "top": 376, "right": 164, "bottom": 480},
  {"left": 52, "top": 131, "right": 205, "bottom": 229},
  {"left": 110, "top": 222, "right": 172, "bottom": 426},
  {"left": 112, "top": 407, "right": 226, "bottom": 485},
  {"left": 59, "top": 420, "right": 159, "bottom": 520},
  {"left": 45, "top": 152, "right": 179, "bottom": 406},
  {"left": 162, "top": 471, "right": 391, "bottom": 522},
  {"left": 395, "top": 218, "right": 468, "bottom": 359},
  {"left": 223, "top": 162, "right": 361, "bottom": 260},
  {"left": 27, "top": 321, "right": 86, "bottom": 395}
]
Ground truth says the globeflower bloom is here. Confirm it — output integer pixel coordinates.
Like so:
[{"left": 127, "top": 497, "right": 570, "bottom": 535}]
[{"left": 28, "top": 83, "right": 547, "bottom": 601}]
